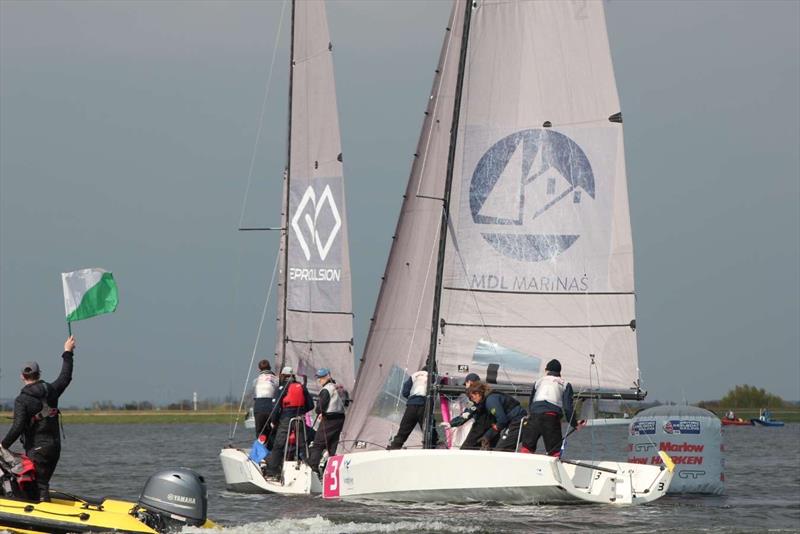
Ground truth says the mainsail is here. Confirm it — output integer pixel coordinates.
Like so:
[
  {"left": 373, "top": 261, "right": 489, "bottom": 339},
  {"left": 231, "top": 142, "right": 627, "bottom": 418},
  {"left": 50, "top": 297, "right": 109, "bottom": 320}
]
[
  {"left": 343, "top": 0, "right": 638, "bottom": 450},
  {"left": 275, "top": 0, "right": 354, "bottom": 394}
]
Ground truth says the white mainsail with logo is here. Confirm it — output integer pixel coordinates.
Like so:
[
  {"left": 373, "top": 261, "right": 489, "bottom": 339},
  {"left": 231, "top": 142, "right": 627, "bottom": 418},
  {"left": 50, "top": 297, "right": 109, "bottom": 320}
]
[
  {"left": 221, "top": 0, "right": 351, "bottom": 496},
  {"left": 343, "top": 0, "right": 639, "bottom": 451},
  {"left": 276, "top": 0, "right": 354, "bottom": 394},
  {"left": 325, "top": 0, "right": 672, "bottom": 506}
]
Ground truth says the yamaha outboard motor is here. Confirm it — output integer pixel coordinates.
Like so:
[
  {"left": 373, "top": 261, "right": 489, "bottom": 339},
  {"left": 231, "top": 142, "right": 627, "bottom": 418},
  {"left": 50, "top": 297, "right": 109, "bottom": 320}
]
[{"left": 133, "top": 468, "right": 208, "bottom": 532}]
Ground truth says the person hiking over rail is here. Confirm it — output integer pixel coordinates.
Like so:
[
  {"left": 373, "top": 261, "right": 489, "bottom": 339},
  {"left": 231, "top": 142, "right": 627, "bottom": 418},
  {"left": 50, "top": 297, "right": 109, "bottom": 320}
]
[{"left": 0, "top": 336, "right": 75, "bottom": 502}]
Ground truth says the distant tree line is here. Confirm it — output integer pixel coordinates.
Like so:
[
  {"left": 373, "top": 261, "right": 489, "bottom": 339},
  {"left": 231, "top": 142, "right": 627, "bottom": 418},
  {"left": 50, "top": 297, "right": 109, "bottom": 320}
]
[
  {"left": 698, "top": 384, "right": 788, "bottom": 411},
  {"left": 57, "top": 395, "right": 240, "bottom": 411}
]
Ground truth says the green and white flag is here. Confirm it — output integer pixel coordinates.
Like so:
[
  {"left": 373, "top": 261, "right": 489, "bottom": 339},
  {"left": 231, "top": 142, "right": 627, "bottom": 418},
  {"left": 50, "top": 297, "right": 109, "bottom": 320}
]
[{"left": 62, "top": 268, "right": 118, "bottom": 322}]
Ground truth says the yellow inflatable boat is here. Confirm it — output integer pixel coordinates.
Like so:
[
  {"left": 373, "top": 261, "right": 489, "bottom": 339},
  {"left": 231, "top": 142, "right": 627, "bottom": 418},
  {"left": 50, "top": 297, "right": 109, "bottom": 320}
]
[{"left": 0, "top": 467, "right": 216, "bottom": 533}]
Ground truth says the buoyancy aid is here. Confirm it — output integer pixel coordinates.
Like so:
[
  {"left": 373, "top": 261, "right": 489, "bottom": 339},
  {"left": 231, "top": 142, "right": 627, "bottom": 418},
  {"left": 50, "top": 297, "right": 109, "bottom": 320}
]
[
  {"left": 21, "top": 383, "right": 60, "bottom": 449},
  {"left": 254, "top": 372, "right": 278, "bottom": 399},
  {"left": 532, "top": 375, "right": 566, "bottom": 408},
  {"left": 322, "top": 382, "right": 345, "bottom": 415},
  {"left": 281, "top": 382, "right": 306, "bottom": 409},
  {"left": 409, "top": 371, "right": 428, "bottom": 397}
]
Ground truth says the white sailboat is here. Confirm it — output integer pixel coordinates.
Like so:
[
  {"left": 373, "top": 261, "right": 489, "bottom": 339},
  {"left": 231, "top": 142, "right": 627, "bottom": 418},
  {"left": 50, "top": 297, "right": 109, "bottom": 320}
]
[
  {"left": 323, "top": 0, "right": 673, "bottom": 504},
  {"left": 220, "top": 0, "right": 354, "bottom": 495}
]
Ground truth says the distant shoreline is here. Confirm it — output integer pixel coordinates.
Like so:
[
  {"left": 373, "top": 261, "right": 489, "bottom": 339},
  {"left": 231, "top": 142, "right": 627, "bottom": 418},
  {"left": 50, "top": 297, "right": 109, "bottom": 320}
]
[
  {"left": 1, "top": 408, "right": 797, "bottom": 424},
  {"left": 0, "top": 410, "right": 240, "bottom": 424}
]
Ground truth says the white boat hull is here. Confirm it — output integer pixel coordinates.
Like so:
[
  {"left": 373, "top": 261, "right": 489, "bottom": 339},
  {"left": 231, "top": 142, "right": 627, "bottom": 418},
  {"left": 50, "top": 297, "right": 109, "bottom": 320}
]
[
  {"left": 219, "top": 447, "right": 322, "bottom": 495},
  {"left": 322, "top": 449, "right": 672, "bottom": 505}
]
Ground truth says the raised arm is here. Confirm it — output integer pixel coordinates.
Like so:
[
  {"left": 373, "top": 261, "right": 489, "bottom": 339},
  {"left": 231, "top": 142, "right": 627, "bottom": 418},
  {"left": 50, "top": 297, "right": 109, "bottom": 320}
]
[{"left": 49, "top": 336, "right": 75, "bottom": 396}]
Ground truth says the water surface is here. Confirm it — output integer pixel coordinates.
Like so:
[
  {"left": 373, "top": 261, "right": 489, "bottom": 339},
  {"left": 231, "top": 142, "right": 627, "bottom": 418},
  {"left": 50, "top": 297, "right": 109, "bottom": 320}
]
[{"left": 2, "top": 422, "right": 798, "bottom": 533}]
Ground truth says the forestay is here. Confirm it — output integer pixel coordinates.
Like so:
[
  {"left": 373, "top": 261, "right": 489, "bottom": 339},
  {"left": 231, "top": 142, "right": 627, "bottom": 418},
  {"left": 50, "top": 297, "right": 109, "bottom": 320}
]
[
  {"left": 342, "top": 0, "right": 639, "bottom": 451},
  {"left": 275, "top": 0, "right": 354, "bottom": 394}
]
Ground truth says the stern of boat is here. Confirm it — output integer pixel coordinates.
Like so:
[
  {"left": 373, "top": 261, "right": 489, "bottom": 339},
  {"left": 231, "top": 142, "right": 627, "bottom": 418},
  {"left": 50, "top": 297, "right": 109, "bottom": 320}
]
[
  {"left": 557, "top": 455, "right": 674, "bottom": 505},
  {"left": 219, "top": 447, "right": 321, "bottom": 495}
]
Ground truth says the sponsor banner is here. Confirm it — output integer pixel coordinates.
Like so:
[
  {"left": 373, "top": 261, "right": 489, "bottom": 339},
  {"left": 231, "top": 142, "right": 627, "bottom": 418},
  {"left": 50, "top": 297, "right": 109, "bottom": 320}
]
[
  {"left": 629, "top": 420, "right": 656, "bottom": 435},
  {"left": 455, "top": 125, "right": 620, "bottom": 293},
  {"left": 663, "top": 420, "right": 702, "bottom": 435},
  {"left": 288, "top": 176, "right": 344, "bottom": 311}
]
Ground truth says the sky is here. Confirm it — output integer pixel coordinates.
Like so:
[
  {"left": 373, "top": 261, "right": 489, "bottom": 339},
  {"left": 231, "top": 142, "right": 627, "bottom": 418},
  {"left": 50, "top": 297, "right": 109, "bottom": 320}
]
[{"left": 0, "top": 0, "right": 797, "bottom": 407}]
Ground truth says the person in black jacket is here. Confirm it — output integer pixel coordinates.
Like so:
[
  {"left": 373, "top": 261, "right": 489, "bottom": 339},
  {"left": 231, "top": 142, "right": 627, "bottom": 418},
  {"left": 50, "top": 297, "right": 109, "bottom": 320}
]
[
  {"left": 467, "top": 382, "right": 527, "bottom": 451},
  {"left": 444, "top": 373, "right": 496, "bottom": 449},
  {"left": 0, "top": 336, "right": 75, "bottom": 502}
]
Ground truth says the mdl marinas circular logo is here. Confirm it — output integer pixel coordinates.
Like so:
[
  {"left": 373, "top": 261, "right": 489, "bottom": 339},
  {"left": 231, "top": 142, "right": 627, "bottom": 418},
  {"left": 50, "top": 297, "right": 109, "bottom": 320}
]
[{"left": 469, "top": 129, "right": 596, "bottom": 262}]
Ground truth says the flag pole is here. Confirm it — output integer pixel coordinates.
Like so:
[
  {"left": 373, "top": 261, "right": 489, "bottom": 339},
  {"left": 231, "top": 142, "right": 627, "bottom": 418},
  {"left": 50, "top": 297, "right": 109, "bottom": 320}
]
[{"left": 67, "top": 321, "right": 72, "bottom": 336}]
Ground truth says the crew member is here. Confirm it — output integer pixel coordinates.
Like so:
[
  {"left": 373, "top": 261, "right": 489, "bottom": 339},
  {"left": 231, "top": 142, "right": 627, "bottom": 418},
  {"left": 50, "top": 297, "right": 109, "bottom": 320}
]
[
  {"left": 445, "top": 373, "right": 495, "bottom": 449},
  {"left": 521, "top": 359, "right": 582, "bottom": 456},
  {"left": 306, "top": 368, "right": 346, "bottom": 475},
  {"left": 0, "top": 336, "right": 75, "bottom": 502},
  {"left": 264, "top": 367, "right": 314, "bottom": 479},
  {"left": 466, "top": 382, "right": 527, "bottom": 451},
  {"left": 387, "top": 365, "right": 438, "bottom": 449},
  {"left": 252, "top": 359, "right": 278, "bottom": 439}
]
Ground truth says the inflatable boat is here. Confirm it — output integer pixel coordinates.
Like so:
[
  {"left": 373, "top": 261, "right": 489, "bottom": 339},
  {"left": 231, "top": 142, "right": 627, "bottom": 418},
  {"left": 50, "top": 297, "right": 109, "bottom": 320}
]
[{"left": 0, "top": 455, "right": 215, "bottom": 533}]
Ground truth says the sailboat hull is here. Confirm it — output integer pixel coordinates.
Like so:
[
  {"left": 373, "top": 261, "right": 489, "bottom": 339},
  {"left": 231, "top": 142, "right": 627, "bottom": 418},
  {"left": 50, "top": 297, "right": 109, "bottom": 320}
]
[
  {"left": 322, "top": 449, "right": 672, "bottom": 505},
  {"left": 219, "top": 447, "right": 321, "bottom": 495}
]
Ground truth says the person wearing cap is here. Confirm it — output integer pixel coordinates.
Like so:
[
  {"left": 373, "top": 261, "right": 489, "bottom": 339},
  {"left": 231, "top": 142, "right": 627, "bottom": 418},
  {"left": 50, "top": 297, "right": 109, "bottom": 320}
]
[
  {"left": 264, "top": 366, "right": 314, "bottom": 479},
  {"left": 521, "top": 359, "right": 582, "bottom": 456},
  {"left": 252, "top": 359, "right": 278, "bottom": 439},
  {"left": 306, "top": 368, "right": 346, "bottom": 475},
  {"left": 0, "top": 336, "right": 75, "bottom": 502},
  {"left": 466, "top": 382, "right": 527, "bottom": 451},
  {"left": 387, "top": 365, "right": 439, "bottom": 450}
]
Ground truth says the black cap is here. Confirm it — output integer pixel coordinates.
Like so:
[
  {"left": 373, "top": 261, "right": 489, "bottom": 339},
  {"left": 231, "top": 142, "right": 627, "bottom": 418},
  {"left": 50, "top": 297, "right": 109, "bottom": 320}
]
[
  {"left": 465, "top": 373, "right": 480, "bottom": 383},
  {"left": 22, "top": 361, "right": 40, "bottom": 375},
  {"left": 545, "top": 359, "right": 561, "bottom": 374}
]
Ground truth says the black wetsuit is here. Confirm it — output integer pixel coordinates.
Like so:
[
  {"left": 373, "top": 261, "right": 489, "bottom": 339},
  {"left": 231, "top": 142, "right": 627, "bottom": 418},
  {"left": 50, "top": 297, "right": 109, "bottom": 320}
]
[{"left": 2, "top": 351, "right": 73, "bottom": 501}]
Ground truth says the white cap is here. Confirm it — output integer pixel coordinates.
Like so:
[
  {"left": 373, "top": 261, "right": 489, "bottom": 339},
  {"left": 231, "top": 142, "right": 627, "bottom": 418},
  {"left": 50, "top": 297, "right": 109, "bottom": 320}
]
[{"left": 281, "top": 366, "right": 294, "bottom": 375}]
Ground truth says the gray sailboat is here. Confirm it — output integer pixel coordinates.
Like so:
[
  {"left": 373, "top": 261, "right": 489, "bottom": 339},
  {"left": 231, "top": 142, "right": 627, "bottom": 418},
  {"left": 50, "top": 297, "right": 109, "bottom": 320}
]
[
  {"left": 220, "top": 0, "right": 354, "bottom": 495},
  {"left": 323, "top": 0, "right": 673, "bottom": 504}
]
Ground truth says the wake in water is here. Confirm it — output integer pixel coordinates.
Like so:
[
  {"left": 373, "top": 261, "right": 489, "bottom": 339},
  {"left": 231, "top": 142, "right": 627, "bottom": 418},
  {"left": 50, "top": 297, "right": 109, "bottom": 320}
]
[{"left": 182, "top": 515, "right": 474, "bottom": 534}]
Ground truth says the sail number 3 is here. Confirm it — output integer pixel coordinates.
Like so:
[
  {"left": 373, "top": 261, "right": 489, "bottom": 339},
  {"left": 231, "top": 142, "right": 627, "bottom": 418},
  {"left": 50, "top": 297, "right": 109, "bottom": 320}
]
[{"left": 323, "top": 455, "right": 344, "bottom": 498}]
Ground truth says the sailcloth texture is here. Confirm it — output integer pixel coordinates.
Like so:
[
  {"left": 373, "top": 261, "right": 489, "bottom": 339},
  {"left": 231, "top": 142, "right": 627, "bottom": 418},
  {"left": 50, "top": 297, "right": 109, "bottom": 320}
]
[{"left": 62, "top": 268, "right": 118, "bottom": 321}]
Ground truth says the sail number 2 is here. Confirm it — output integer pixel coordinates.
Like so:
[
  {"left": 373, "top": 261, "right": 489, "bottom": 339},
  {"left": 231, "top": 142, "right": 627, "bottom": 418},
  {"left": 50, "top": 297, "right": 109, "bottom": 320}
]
[{"left": 323, "top": 455, "right": 344, "bottom": 498}]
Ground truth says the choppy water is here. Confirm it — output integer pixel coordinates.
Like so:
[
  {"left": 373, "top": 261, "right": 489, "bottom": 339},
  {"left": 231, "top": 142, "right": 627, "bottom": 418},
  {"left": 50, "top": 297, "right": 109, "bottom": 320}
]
[{"left": 1, "top": 422, "right": 798, "bottom": 533}]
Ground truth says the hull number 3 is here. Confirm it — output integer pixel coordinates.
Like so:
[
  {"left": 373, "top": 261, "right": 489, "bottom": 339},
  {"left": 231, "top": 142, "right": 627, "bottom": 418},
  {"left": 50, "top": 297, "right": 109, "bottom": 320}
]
[{"left": 323, "top": 455, "right": 343, "bottom": 498}]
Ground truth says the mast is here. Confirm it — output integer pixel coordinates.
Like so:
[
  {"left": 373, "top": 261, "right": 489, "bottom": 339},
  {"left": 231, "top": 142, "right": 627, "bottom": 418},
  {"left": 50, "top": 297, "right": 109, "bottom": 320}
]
[
  {"left": 422, "top": 0, "right": 474, "bottom": 449},
  {"left": 278, "top": 0, "right": 296, "bottom": 371}
]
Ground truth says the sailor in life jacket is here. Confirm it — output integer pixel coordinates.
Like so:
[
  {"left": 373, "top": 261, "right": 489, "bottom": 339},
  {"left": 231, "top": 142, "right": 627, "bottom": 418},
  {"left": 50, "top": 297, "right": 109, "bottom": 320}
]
[
  {"left": 387, "top": 364, "right": 439, "bottom": 450},
  {"left": 0, "top": 336, "right": 75, "bottom": 502},
  {"left": 521, "top": 359, "right": 582, "bottom": 456},
  {"left": 306, "top": 368, "right": 347, "bottom": 474},
  {"left": 252, "top": 359, "right": 279, "bottom": 438},
  {"left": 263, "top": 366, "right": 314, "bottom": 478}
]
